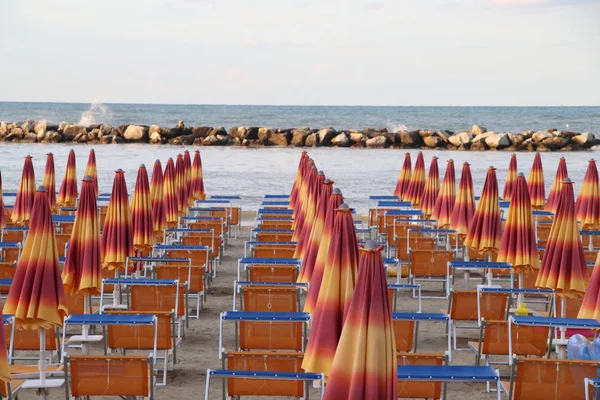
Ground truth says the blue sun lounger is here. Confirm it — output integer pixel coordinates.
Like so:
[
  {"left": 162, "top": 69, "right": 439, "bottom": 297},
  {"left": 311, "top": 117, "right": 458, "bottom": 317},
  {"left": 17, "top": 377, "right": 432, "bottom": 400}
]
[
  {"left": 384, "top": 258, "right": 402, "bottom": 283},
  {"left": 237, "top": 257, "right": 301, "bottom": 282},
  {"left": 244, "top": 241, "right": 297, "bottom": 258},
  {"left": 124, "top": 256, "right": 191, "bottom": 278},
  {"left": 477, "top": 287, "right": 555, "bottom": 319},
  {"left": 250, "top": 228, "right": 294, "bottom": 241},
  {"left": 392, "top": 312, "right": 451, "bottom": 359},
  {"left": 233, "top": 281, "right": 309, "bottom": 311},
  {"left": 585, "top": 378, "right": 600, "bottom": 400},
  {"left": 264, "top": 194, "right": 290, "bottom": 199},
  {"left": 258, "top": 208, "right": 294, "bottom": 216},
  {"left": 448, "top": 261, "right": 513, "bottom": 294},
  {"left": 1, "top": 226, "right": 28, "bottom": 242},
  {"left": 261, "top": 201, "right": 290, "bottom": 207},
  {"left": 388, "top": 283, "right": 422, "bottom": 312},
  {"left": 0, "top": 242, "right": 21, "bottom": 263}
]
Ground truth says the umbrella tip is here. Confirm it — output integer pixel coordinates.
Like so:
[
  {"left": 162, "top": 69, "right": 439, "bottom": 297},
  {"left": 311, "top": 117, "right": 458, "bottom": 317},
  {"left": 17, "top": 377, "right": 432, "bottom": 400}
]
[
  {"left": 318, "top": 170, "right": 324, "bottom": 175},
  {"left": 140, "top": 164, "right": 146, "bottom": 168},
  {"left": 116, "top": 169, "right": 124, "bottom": 173},
  {"left": 339, "top": 203, "right": 349, "bottom": 210},
  {"left": 37, "top": 185, "right": 47, "bottom": 192},
  {"left": 518, "top": 172, "right": 525, "bottom": 177},
  {"left": 83, "top": 175, "right": 92, "bottom": 181},
  {"left": 448, "top": 159, "right": 453, "bottom": 162},
  {"left": 332, "top": 188, "right": 342, "bottom": 195},
  {"left": 564, "top": 177, "right": 572, "bottom": 183},
  {"left": 155, "top": 159, "right": 160, "bottom": 163},
  {"left": 364, "top": 239, "right": 378, "bottom": 250},
  {"left": 323, "top": 179, "right": 331, "bottom": 184}
]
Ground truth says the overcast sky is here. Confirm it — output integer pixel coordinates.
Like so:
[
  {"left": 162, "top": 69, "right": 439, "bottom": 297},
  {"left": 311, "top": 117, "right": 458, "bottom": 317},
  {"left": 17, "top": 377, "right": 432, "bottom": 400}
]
[{"left": 1, "top": 0, "right": 599, "bottom": 106}]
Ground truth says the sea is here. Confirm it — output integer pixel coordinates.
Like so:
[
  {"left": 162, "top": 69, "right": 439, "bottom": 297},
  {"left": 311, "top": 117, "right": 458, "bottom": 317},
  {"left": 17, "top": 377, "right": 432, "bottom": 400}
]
[{"left": 1, "top": 102, "right": 599, "bottom": 213}]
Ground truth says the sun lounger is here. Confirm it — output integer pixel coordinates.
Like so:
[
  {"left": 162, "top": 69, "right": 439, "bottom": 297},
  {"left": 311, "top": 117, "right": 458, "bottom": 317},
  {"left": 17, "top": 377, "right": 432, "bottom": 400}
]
[
  {"left": 245, "top": 241, "right": 297, "bottom": 258},
  {"left": 397, "top": 353, "right": 446, "bottom": 399},
  {"left": 237, "top": 257, "right": 301, "bottom": 282},
  {"left": 408, "top": 249, "right": 455, "bottom": 298},
  {"left": 392, "top": 313, "right": 451, "bottom": 358},
  {"left": 388, "top": 283, "right": 422, "bottom": 313},
  {"left": 1, "top": 226, "right": 28, "bottom": 243},
  {"left": 251, "top": 229, "right": 294, "bottom": 243}
]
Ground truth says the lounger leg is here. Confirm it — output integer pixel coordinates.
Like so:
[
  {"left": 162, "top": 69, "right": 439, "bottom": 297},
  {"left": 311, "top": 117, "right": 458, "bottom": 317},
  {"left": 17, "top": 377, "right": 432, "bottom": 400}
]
[{"left": 204, "top": 370, "right": 211, "bottom": 400}]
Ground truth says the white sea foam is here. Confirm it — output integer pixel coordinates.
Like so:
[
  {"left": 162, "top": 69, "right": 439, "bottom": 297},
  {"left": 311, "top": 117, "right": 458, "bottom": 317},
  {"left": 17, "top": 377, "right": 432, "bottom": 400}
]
[
  {"left": 78, "top": 102, "right": 113, "bottom": 126},
  {"left": 386, "top": 120, "right": 409, "bottom": 133}
]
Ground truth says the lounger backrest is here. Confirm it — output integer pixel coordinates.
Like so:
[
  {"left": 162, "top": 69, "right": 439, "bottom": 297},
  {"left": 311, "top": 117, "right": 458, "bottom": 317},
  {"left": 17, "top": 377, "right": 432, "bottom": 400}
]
[
  {"left": 1, "top": 230, "right": 24, "bottom": 243},
  {"left": 166, "top": 249, "right": 208, "bottom": 269},
  {"left": 248, "top": 265, "right": 298, "bottom": 283},
  {"left": 482, "top": 321, "right": 548, "bottom": 357},
  {"left": 397, "top": 353, "right": 444, "bottom": 399},
  {"left": 227, "top": 207, "right": 241, "bottom": 226},
  {"left": 393, "top": 320, "right": 416, "bottom": 352},
  {"left": 385, "top": 220, "right": 416, "bottom": 245},
  {"left": 55, "top": 233, "right": 70, "bottom": 258},
  {"left": 182, "top": 235, "right": 219, "bottom": 259},
  {"left": 6, "top": 325, "right": 57, "bottom": 351},
  {"left": 253, "top": 245, "right": 296, "bottom": 259},
  {"left": 130, "top": 284, "right": 184, "bottom": 317},
  {"left": 99, "top": 205, "right": 109, "bottom": 227},
  {"left": 410, "top": 249, "right": 453, "bottom": 277},
  {"left": 1, "top": 248, "right": 19, "bottom": 265},
  {"left": 450, "top": 291, "right": 507, "bottom": 321},
  {"left": 259, "top": 220, "right": 293, "bottom": 230},
  {"left": 397, "top": 237, "right": 435, "bottom": 260},
  {"left": 537, "top": 224, "right": 551, "bottom": 246},
  {"left": 156, "top": 264, "right": 204, "bottom": 292},
  {"left": 107, "top": 311, "right": 172, "bottom": 350},
  {"left": 555, "top": 297, "right": 583, "bottom": 319},
  {"left": 256, "top": 232, "right": 293, "bottom": 243},
  {"left": 242, "top": 287, "right": 298, "bottom": 312},
  {"left": 189, "top": 221, "right": 224, "bottom": 237},
  {"left": 66, "top": 293, "right": 99, "bottom": 315},
  {"left": 239, "top": 320, "right": 303, "bottom": 352},
  {"left": 0, "top": 263, "right": 14, "bottom": 293}
]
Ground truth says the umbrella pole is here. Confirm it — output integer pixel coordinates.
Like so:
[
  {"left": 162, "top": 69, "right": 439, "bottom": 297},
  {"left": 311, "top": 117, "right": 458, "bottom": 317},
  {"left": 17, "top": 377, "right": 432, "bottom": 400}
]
[
  {"left": 486, "top": 252, "right": 493, "bottom": 286},
  {"left": 558, "top": 296, "right": 567, "bottom": 359},
  {"left": 39, "top": 328, "right": 46, "bottom": 385},
  {"left": 517, "top": 271, "right": 525, "bottom": 307}
]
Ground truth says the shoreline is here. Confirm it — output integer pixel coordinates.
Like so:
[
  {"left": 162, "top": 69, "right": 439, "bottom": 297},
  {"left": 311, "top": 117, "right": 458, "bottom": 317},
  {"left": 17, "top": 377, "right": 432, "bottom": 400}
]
[{"left": 0, "top": 120, "right": 596, "bottom": 151}]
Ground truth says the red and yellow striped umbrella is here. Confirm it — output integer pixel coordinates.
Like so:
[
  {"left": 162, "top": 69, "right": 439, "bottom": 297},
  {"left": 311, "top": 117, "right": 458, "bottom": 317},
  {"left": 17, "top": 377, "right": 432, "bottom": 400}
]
[
  {"left": 575, "top": 159, "right": 600, "bottom": 230},
  {"left": 57, "top": 149, "right": 78, "bottom": 207},
  {"left": 527, "top": 153, "right": 545, "bottom": 209},
  {"left": 297, "top": 179, "right": 334, "bottom": 284},
  {"left": 84, "top": 149, "right": 99, "bottom": 197},
  {"left": 42, "top": 153, "right": 58, "bottom": 214},
  {"left": 183, "top": 150, "right": 194, "bottom": 207},
  {"left": 420, "top": 156, "right": 440, "bottom": 217},
  {"left": 403, "top": 151, "right": 425, "bottom": 207},
  {"left": 464, "top": 167, "right": 501, "bottom": 256},
  {"left": 393, "top": 152, "right": 412, "bottom": 199},
  {"left": 163, "top": 158, "right": 179, "bottom": 228},
  {"left": 497, "top": 173, "right": 539, "bottom": 273},
  {"left": 292, "top": 164, "right": 317, "bottom": 241},
  {"left": 503, "top": 153, "right": 518, "bottom": 202},
  {"left": 175, "top": 154, "right": 187, "bottom": 216},
  {"left": 545, "top": 157, "right": 568, "bottom": 214},
  {"left": 0, "top": 308, "right": 9, "bottom": 382},
  {"left": 150, "top": 160, "right": 168, "bottom": 239},
  {"left": 12, "top": 155, "right": 36, "bottom": 226},
  {"left": 290, "top": 151, "right": 308, "bottom": 210},
  {"left": 294, "top": 170, "right": 325, "bottom": 260},
  {"left": 579, "top": 252, "right": 600, "bottom": 319},
  {"left": 449, "top": 162, "right": 476, "bottom": 239},
  {"left": 131, "top": 164, "right": 155, "bottom": 254},
  {"left": 322, "top": 241, "right": 397, "bottom": 399},
  {"left": 62, "top": 176, "right": 102, "bottom": 295},
  {"left": 4, "top": 186, "right": 68, "bottom": 329},
  {"left": 302, "top": 204, "right": 359, "bottom": 377},
  {"left": 536, "top": 178, "right": 588, "bottom": 298},
  {"left": 0, "top": 170, "right": 5, "bottom": 229},
  {"left": 101, "top": 170, "right": 134, "bottom": 271},
  {"left": 432, "top": 159, "right": 455, "bottom": 228},
  {"left": 191, "top": 150, "right": 206, "bottom": 201}
]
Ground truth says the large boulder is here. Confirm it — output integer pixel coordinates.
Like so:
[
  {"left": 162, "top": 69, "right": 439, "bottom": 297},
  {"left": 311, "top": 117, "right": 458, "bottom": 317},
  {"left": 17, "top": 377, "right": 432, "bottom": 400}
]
[
  {"left": 257, "top": 127, "right": 273, "bottom": 141},
  {"left": 485, "top": 133, "right": 511, "bottom": 149},
  {"left": 472, "top": 124, "right": 486, "bottom": 136},
  {"left": 268, "top": 132, "right": 291, "bottom": 147},
  {"left": 508, "top": 133, "right": 525, "bottom": 146},
  {"left": 6, "top": 128, "right": 24, "bottom": 141},
  {"left": 532, "top": 131, "right": 552, "bottom": 143},
  {"left": 572, "top": 132, "right": 595, "bottom": 148},
  {"left": 62, "top": 124, "right": 87, "bottom": 140},
  {"left": 365, "top": 136, "right": 387, "bottom": 148},
  {"left": 361, "top": 128, "right": 387, "bottom": 139},
  {"left": 0, "top": 122, "right": 7, "bottom": 137},
  {"left": 472, "top": 131, "right": 494, "bottom": 144},
  {"left": 542, "top": 136, "right": 568, "bottom": 150},
  {"left": 87, "top": 128, "right": 101, "bottom": 141},
  {"left": 331, "top": 132, "right": 350, "bottom": 147},
  {"left": 290, "top": 127, "right": 311, "bottom": 146},
  {"left": 423, "top": 135, "right": 444, "bottom": 148},
  {"left": 349, "top": 132, "right": 367, "bottom": 145},
  {"left": 21, "top": 120, "right": 35, "bottom": 133},
  {"left": 317, "top": 128, "right": 337, "bottom": 146},
  {"left": 448, "top": 132, "right": 472, "bottom": 147},
  {"left": 46, "top": 131, "right": 63, "bottom": 143},
  {"left": 191, "top": 126, "right": 212, "bottom": 139},
  {"left": 58, "top": 122, "right": 68, "bottom": 132},
  {"left": 149, "top": 130, "right": 163, "bottom": 144},
  {"left": 176, "top": 120, "right": 185, "bottom": 130},
  {"left": 34, "top": 121, "right": 47, "bottom": 136},
  {"left": 305, "top": 133, "right": 318, "bottom": 147},
  {"left": 202, "top": 135, "right": 220, "bottom": 146},
  {"left": 436, "top": 130, "right": 452, "bottom": 143},
  {"left": 22, "top": 132, "right": 37, "bottom": 142},
  {"left": 400, "top": 131, "right": 423, "bottom": 147},
  {"left": 418, "top": 130, "right": 436, "bottom": 138},
  {"left": 123, "top": 125, "right": 148, "bottom": 141}
]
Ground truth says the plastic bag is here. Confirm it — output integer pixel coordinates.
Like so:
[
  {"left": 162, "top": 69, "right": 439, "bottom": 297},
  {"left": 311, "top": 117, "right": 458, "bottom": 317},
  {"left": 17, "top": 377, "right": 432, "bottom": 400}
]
[{"left": 568, "top": 334, "right": 591, "bottom": 360}]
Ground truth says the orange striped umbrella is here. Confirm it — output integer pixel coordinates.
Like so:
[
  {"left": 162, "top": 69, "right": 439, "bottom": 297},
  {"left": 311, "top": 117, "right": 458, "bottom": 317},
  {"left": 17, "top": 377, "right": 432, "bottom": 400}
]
[
  {"left": 579, "top": 252, "right": 600, "bottom": 319},
  {"left": 150, "top": 160, "right": 168, "bottom": 239},
  {"left": 449, "top": 162, "right": 476, "bottom": 238},
  {"left": 420, "top": 156, "right": 440, "bottom": 217},
  {"left": 302, "top": 204, "right": 359, "bottom": 377},
  {"left": 183, "top": 150, "right": 194, "bottom": 207},
  {"left": 0, "top": 170, "right": 5, "bottom": 229},
  {"left": 497, "top": 173, "right": 539, "bottom": 273},
  {"left": 0, "top": 308, "right": 9, "bottom": 382},
  {"left": 297, "top": 179, "right": 334, "bottom": 284},
  {"left": 323, "top": 241, "right": 397, "bottom": 399},
  {"left": 393, "top": 152, "right": 412, "bottom": 199},
  {"left": 175, "top": 154, "right": 187, "bottom": 216},
  {"left": 290, "top": 151, "right": 309, "bottom": 210},
  {"left": 575, "top": 159, "right": 600, "bottom": 230},
  {"left": 527, "top": 153, "right": 545, "bottom": 209},
  {"left": 84, "top": 149, "right": 99, "bottom": 197},
  {"left": 62, "top": 176, "right": 102, "bottom": 295},
  {"left": 57, "top": 149, "right": 78, "bottom": 207},
  {"left": 536, "top": 178, "right": 588, "bottom": 299},
  {"left": 131, "top": 164, "right": 155, "bottom": 254},
  {"left": 545, "top": 157, "right": 568, "bottom": 214},
  {"left": 12, "top": 155, "right": 36, "bottom": 226},
  {"left": 403, "top": 151, "right": 425, "bottom": 207},
  {"left": 42, "top": 153, "right": 58, "bottom": 214},
  {"left": 101, "top": 170, "right": 134, "bottom": 271},
  {"left": 292, "top": 163, "right": 317, "bottom": 242},
  {"left": 294, "top": 170, "right": 325, "bottom": 260},
  {"left": 191, "top": 150, "right": 206, "bottom": 201},
  {"left": 503, "top": 153, "right": 518, "bottom": 202},
  {"left": 4, "top": 186, "right": 68, "bottom": 329},
  {"left": 432, "top": 159, "right": 456, "bottom": 228},
  {"left": 163, "top": 158, "right": 179, "bottom": 228}
]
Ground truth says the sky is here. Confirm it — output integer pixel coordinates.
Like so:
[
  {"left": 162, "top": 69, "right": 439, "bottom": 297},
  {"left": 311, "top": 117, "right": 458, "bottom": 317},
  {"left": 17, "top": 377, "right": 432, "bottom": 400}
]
[{"left": 1, "top": 0, "right": 599, "bottom": 106}]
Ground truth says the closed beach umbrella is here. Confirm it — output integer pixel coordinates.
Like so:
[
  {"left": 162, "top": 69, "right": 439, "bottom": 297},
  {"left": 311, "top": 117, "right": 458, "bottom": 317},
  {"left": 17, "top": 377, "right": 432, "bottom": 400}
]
[
  {"left": 393, "top": 152, "right": 412, "bottom": 199},
  {"left": 449, "top": 162, "right": 476, "bottom": 239},
  {"left": 84, "top": 149, "right": 99, "bottom": 197},
  {"left": 163, "top": 158, "right": 179, "bottom": 228},
  {"left": 62, "top": 176, "right": 101, "bottom": 295},
  {"left": 0, "top": 170, "right": 5, "bottom": 229},
  {"left": 131, "top": 164, "right": 155, "bottom": 253},
  {"left": 42, "top": 153, "right": 58, "bottom": 214},
  {"left": 100, "top": 170, "right": 134, "bottom": 271},
  {"left": 302, "top": 204, "right": 359, "bottom": 377},
  {"left": 404, "top": 151, "right": 425, "bottom": 207},
  {"left": 527, "top": 153, "right": 545, "bottom": 209},
  {"left": 290, "top": 151, "right": 309, "bottom": 210},
  {"left": 0, "top": 309, "right": 9, "bottom": 382},
  {"left": 183, "top": 150, "right": 194, "bottom": 207},
  {"left": 575, "top": 159, "right": 600, "bottom": 230},
  {"left": 150, "top": 160, "right": 168, "bottom": 239},
  {"left": 175, "top": 154, "right": 187, "bottom": 216},
  {"left": 294, "top": 170, "right": 325, "bottom": 260},
  {"left": 191, "top": 150, "right": 206, "bottom": 201},
  {"left": 579, "top": 253, "right": 600, "bottom": 320},
  {"left": 503, "top": 153, "right": 518, "bottom": 202},
  {"left": 545, "top": 157, "right": 568, "bottom": 214},
  {"left": 292, "top": 164, "right": 317, "bottom": 242},
  {"left": 12, "top": 155, "right": 36, "bottom": 226},
  {"left": 57, "top": 149, "right": 78, "bottom": 207},
  {"left": 432, "top": 159, "right": 456, "bottom": 228},
  {"left": 420, "top": 156, "right": 440, "bottom": 218},
  {"left": 323, "top": 240, "right": 397, "bottom": 400}
]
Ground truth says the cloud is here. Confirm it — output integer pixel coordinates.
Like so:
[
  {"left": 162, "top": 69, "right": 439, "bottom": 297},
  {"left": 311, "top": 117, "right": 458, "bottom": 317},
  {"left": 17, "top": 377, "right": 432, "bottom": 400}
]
[
  {"left": 491, "top": 0, "right": 600, "bottom": 6},
  {"left": 363, "top": 2, "right": 385, "bottom": 11}
]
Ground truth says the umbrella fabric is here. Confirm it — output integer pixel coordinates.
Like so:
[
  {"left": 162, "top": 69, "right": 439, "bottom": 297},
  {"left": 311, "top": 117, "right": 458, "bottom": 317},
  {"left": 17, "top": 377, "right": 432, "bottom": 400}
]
[
  {"left": 393, "top": 152, "right": 412, "bottom": 199},
  {"left": 131, "top": 165, "right": 155, "bottom": 253},
  {"left": 294, "top": 171, "right": 325, "bottom": 260},
  {"left": 449, "top": 162, "right": 476, "bottom": 238},
  {"left": 432, "top": 159, "right": 456, "bottom": 228},
  {"left": 420, "top": 156, "right": 440, "bottom": 217},
  {"left": 57, "top": 149, "right": 78, "bottom": 207},
  {"left": 0, "top": 170, "right": 5, "bottom": 229},
  {"left": 84, "top": 149, "right": 99, "bottom": 197},
  {"left": 191, "top": 150, "right": 206, "bottom": 201},
  {"left": 150, "top": 160, "right": 168, "bottom": 239},
  {"left": 403, "top": 151, "right": 425, "bottom": 207},
  {"left": 42, "top": 153, "right": 58, "bottom": 214},
  {"left": 292, "top": 164, "right": 317, "bottom": 242},
  {"left": 546, "top": 157, "right": 568, "bottom": 214},
  {"left": 536, "top": 179, "right": 588, "bottom": 298},
  {"left": 290, "top": 151, "right": 308, "bottom": 210},
  {"left": 302, "top": 205, "right": 359, "bottom": 377},
  {"left": 527, "top": 153, "right": 545, "bottom": 209},
  {"left": 100, "top": 170, "right": 134, "bottom": 271},
  {"left": 503, "top": 153, "right": 518, "bottom": 202},
  {"left": 175, "top": 154, "right": 187, "bottom": 216},
  {"left": 464, "top": 167, "right": 502, "bottom": 255},
  {"left": 12, "top": 155, "right": 36, "bottom": 226},
  {"left": 183, "top": 150, "right": 194, "bottom": 207},
  {"left": 497, "top": 174, "right": 539, "bottom": 273},
  {"left": 62, "top": 177, "right": 101, "bottom": 295},
  {"left": 0, "top": 309, "right": 9, "bottom": 382},
  {"left": 579, "top": 252, "right": 600, "bottom": 319},
  {"left": 163, "top": 158, "right": 179, "bottom": 228},
  {"left": 575, "top": 159, "right": 600, "bottom": 230},
  {"left": 297, "top": 179, "right": 334, "bottom": 284},
  {"left": 322, "top": 242, "right": 397, "bottom": 400},
  {"left": 4, "top": 186, "right": 68, "bottom": 329}
]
